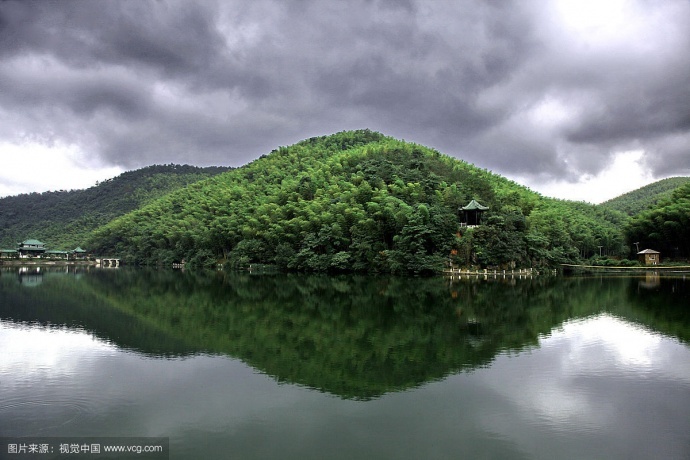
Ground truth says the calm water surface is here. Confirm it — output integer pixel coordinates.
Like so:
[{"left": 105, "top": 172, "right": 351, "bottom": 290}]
[{"left": 1, "top": 267, "right": 689, "bottom": 459}]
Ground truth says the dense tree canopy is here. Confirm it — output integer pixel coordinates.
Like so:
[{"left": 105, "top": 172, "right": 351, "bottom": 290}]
[
  {"left": 0, "top": 164, "right": 229, "bottom": 250},
  {"left": 600, "top": 177, "right": 690, "bottom": 217},
  {"left": 625, "top": 182, "right": 690, "bottom": 259},
  {"left": 86, "top": 130, "right": 629, "bottom": 272}
]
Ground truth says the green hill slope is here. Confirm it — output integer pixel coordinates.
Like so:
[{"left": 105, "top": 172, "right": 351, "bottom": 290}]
[
  {"left": 87, "top": 130, "right": 627, "bottom": 272},
  {"left": 599, "top": 177, "right": 690, "bottom": 216},
  {"left": 624, "top": 182, "right": 690, "bottom": 259},
  {"left": 0, "top": 164, "right": 230, "bottom": 250}
]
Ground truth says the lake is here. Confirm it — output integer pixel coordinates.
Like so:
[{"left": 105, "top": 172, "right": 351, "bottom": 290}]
[{"left": 1, "top": 267, "right": 689, "bottom": 459}]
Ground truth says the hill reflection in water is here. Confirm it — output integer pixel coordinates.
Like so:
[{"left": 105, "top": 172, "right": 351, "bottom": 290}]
[{"left": 1, "top": 268, "right": 688, "bottom": 400}]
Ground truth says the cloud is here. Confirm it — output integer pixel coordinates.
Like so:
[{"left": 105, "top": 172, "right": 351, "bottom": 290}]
[
  {"left": 524, "top": 149, "right": 655, "bottom": 204},
  {"left": 0, "top": 141, "right": 123, "bottom": 197},
  {"left": 0, "top": 0, "right": 688, "bottom": 198}
]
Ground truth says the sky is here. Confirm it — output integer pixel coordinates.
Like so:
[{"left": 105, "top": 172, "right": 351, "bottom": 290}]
[{"left": 1, "top": 0, "right": 689, "bottom": 203}]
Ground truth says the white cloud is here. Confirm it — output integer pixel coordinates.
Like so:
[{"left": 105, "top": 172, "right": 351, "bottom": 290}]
[
  {"left": 0, "top": 141, "right": 123, "bottom": 198},
  {"left": 551, "top": 0, "right": 644, "bottom": 46},
  {"left": 520, "top": 149, "right": 656, "bottom": 203}
]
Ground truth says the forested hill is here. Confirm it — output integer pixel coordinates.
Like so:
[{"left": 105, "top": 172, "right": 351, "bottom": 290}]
[
  {"left": 624, "top": 181, "right": 690, "bottom": 260},
  {"left": 0, "top": 164, "right": 230, "bottom": 250},
  {"left": 600, "top": 176, "right": 690, "bottom": 216},
  {"left": 87, "top": 130, "right": 627, "bottom": 272}
]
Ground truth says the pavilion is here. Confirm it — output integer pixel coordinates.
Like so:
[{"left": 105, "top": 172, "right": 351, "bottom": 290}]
[{"left": 459, "top": 199, "right": 489, "bottom": 227}]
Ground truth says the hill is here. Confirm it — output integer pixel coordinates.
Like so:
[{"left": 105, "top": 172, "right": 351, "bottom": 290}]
[
  {"left": 599, "top": 177, "right": 690, "bottom": 216},
  {"left": 624, "top": 181, "right": 690, "bottom": 260},
  {"left": 87, "top": 130, "right": 627, "bottom": 272},
  {"left": 0, "top": 164, "right": 230, "bottom": 250}
]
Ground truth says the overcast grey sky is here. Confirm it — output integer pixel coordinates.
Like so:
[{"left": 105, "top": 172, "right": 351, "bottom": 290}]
[{"left": 1, "top": 0, "right": 689, "bottom": 202}]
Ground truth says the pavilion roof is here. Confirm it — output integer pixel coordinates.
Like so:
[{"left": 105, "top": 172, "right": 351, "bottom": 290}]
[
  {"left": 21, "top": 239, "right": 45, "bottom": 246},
  {"left": 461, "top": 199, "right": 489, "bottom": 211},
  {"left": 637, "top": 249, "right": 660, "bottom": 254}
]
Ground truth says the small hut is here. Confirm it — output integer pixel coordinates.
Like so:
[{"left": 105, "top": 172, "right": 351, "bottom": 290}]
[
  {"left": 459, "top": 199, "right": 489, "bottom": 226},
  {"left": 637, "top": 249, "right": 661, "bottom": 265}
]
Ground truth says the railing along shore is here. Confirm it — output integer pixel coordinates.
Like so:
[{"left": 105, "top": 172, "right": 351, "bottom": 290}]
[{"left": 444, "top": 267, "right": 556, "bottom": 279}]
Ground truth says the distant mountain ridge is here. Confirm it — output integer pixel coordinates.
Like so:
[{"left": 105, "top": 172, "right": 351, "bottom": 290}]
[
  {"left": 0, "top": 164, "right": 231, "bottom": 249},
  {"left": 599, "top": 177, "right": 690, "bottom": 216}
]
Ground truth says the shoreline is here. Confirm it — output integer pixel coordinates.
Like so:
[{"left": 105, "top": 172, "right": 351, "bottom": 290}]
[
  {"left": 0, "top": 260, "right": 100, "bottom": 266},
  {"left": 561, "top": 263, "right": 690, "bottom": 274}
]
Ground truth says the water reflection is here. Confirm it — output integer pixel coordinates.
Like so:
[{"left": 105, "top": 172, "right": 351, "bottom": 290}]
[
  {"left": 1, "top": 269, "right": 690, "bottom": 400},
  {"left": 470, "top": 313, "right": 690, "bottom": 459},
  {"left": 17, "top": 266, "right": 44, "bottom": 287},
  {"left": 1, "top": 270, "right": 689, "bottom": 459}
]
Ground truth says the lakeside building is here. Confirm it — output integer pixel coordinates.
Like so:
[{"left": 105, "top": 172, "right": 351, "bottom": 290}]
[
  {"left": 0, "top": 249, "right": 18, "bottom": 259},
  {"left": 0, "top": 240, "right": 90, "bottom": 260},
  {"left": 637, "top": 249, "right": 661, "bottom": 265},
  {"left": 17, "top": 239, "right": 46, "bottom": 258}
]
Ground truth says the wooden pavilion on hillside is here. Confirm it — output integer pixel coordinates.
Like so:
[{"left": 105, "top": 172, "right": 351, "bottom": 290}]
[
  {"left": 637, "top": 249, "right": 661, "bottom": 265},
  {"left": 459, "top": 199, "right": 489, "bottom": 227}
]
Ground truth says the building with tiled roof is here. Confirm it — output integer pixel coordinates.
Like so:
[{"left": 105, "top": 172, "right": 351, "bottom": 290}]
[{"left": 17, "top": 239, "right": 47, "bottom": 258}]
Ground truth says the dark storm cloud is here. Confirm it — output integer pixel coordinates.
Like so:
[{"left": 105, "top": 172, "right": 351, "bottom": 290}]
[
  {"left": 0, "top": 1, "right": 225, "bottom": 76},
  {"left": 1, "top": 0, "right": 689, "bottom": 182},
  {"left": 564, "top": 63, "right": 690, "bottom": 144}
]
